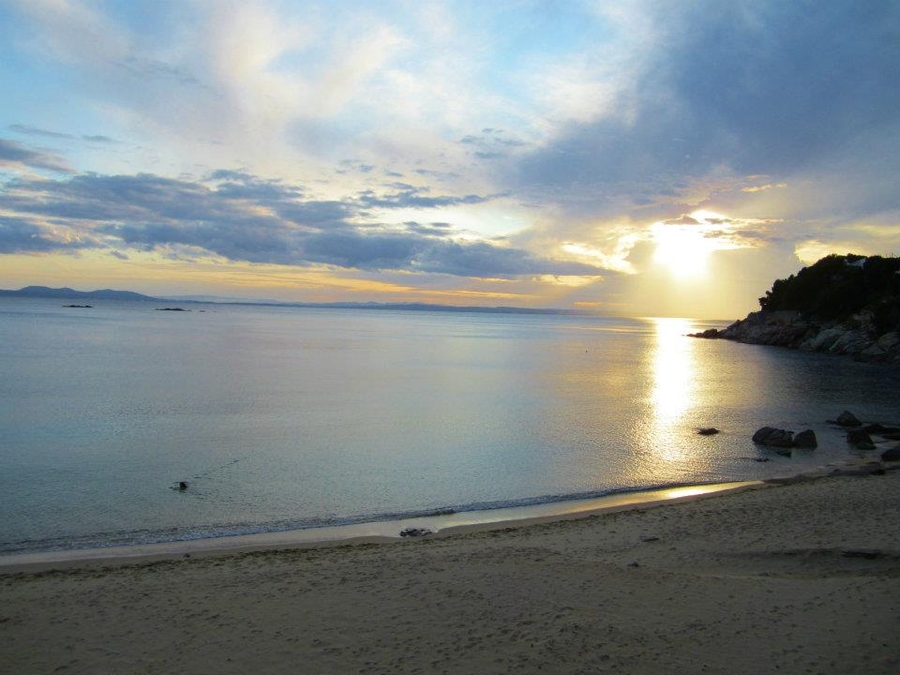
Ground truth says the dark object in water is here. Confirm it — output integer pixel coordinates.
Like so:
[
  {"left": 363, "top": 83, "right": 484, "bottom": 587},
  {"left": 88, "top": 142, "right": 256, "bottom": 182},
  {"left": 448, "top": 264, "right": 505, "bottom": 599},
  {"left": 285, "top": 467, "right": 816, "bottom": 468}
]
[
  {"left": 697, "top": 427, "right": 720, "bottom": 435},
  {"left": 829, "top": 410, "right": 862, "bottom": 427},
  {"left": 847, "top": 429, "right": 875, "bottom": 450},
  {"left": 793, "top": 429, "right": 818, "bottom": 449},
  {"left": 62, "top": 304, "right": 92, "bottom": 308},
  {"left": 881, "top": 445, "right": 900, "bottom": 462},
  {"left": 156, "top": 307, "right": 189, "bottom": 312},
  {"left": 752, "top": 427, "right": 794, "bottom": 448},
  {"left": 178, "top": 481, "right": 189, "bottom": 491}
]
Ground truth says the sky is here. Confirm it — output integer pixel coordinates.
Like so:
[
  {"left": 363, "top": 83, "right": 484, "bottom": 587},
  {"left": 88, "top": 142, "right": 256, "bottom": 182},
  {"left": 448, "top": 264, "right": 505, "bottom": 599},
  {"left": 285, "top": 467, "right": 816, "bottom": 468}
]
[{"left": 1, "top": 0, "right": 898, "bottom": 318}]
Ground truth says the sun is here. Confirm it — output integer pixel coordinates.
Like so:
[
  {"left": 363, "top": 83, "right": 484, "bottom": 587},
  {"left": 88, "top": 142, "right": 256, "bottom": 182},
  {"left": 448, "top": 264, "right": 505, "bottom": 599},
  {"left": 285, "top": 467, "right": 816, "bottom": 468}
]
[
  {"left": 650, "top": 210, "right": 738, "bottom": 279},
  {"left": 651, "top": 224, "right": 717, "bottom": 278}
]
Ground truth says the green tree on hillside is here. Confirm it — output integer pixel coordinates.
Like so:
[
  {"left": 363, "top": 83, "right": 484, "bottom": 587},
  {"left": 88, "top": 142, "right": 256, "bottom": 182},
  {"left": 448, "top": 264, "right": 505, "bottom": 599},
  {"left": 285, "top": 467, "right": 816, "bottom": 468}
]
[{"left": 758, "top": 254, "right": 900, "bottom": 330}]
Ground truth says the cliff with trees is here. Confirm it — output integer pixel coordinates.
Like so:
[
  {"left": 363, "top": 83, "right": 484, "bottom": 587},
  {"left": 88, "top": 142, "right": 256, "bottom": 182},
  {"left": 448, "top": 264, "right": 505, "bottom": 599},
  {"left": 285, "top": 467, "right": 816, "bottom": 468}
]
[{"left": 696, "top": 254, "right": 900, "bottom": 364}]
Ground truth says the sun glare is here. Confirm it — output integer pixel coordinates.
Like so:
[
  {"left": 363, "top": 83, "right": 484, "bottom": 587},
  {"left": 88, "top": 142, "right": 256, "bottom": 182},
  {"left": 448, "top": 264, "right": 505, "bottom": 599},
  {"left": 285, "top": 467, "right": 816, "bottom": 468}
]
[
  {"left": 650, "top": 210, "right": 739, "bottom": 279},
  {"left": 651, "top": 225, "right": 716, "bottom": 278}
]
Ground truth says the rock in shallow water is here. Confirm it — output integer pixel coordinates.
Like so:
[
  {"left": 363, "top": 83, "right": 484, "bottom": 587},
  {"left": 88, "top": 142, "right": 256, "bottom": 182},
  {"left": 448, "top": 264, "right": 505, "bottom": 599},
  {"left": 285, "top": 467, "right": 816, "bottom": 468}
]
[
  {"left": 752, "top": 427, "right": 795, "bottom": 448},
  {"left": 881, "top": 445, "right": 900, "bottom": 462},
  {"left": 793, "top": 429, "right": 818, "bottom": 448},
  {"left": 832, "top": 410, "right": 863, "bottom": 427},
  {"left": 847, "top": 429, "right": 876, "bottom": 450}
]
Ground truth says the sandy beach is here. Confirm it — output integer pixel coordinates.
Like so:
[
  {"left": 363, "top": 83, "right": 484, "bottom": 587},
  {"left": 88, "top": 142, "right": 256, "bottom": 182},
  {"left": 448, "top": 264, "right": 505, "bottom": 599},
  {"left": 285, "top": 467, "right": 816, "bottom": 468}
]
[{"left": 3, "top": 468, "right": 899, "bottom": 674}]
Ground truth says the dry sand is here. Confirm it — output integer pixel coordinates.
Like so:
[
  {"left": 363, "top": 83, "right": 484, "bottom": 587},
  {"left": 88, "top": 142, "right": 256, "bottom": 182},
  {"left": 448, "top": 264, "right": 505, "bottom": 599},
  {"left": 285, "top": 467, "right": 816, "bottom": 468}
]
[{"left": 2, "top": 469, "right": 899, "bottom": 674}]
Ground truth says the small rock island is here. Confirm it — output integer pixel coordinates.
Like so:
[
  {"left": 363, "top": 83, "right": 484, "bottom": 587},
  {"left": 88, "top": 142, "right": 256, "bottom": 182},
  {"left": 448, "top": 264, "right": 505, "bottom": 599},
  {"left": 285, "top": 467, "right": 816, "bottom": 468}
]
[{"left": 692, "top": 254, "right": 900, "bottom": 364}]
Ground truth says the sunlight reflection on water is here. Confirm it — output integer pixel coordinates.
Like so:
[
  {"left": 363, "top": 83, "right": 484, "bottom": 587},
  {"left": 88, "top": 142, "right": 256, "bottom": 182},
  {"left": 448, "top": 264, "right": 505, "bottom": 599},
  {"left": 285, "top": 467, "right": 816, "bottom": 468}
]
[{"left": 636, "top": 317, "right": 700, "bottom": 467}]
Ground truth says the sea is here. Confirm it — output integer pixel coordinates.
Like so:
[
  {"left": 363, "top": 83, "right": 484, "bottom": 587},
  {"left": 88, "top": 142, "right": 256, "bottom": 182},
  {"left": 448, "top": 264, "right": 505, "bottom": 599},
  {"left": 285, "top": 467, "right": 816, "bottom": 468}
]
[{"left": 1, "top": 297, "right": 897, "bottom": 555}]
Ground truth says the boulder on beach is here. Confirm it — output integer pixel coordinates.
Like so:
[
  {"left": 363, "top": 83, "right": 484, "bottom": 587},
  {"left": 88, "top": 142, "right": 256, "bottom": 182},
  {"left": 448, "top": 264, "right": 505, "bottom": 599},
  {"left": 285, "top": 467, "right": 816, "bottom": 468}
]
[
  {"left": 697, "top": 427, "right": 720, "bottom": 435},
  {"left": 793, "top": 429, "right": 818, "bottom": 449}
]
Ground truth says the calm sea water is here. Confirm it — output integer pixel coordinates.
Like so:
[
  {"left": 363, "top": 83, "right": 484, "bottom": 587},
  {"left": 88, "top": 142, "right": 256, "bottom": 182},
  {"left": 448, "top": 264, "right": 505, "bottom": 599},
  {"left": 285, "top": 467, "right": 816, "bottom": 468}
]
[{"left": 1, "top": 298, "right": 897, "bottom": 554}]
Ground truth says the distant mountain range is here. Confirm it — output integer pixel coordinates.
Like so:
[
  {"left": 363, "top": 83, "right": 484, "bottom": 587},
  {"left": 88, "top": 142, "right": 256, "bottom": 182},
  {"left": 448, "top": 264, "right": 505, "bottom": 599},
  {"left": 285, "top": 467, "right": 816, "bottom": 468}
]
[
  {"left": 0, "top": 286, "right": 160, "bottom": 301},
  {"left": 0, "top": 285, "right": 581, "bottom": 315}
]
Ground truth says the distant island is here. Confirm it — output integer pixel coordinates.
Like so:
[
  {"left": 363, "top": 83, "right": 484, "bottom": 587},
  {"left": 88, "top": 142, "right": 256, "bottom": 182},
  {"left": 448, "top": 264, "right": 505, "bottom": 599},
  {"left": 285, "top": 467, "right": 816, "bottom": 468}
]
[
  {"left": 0, "top": 285, "right": 581, "bottom": 316},
  {"left": 693, "top": 254, "right": 900, "bottom": 364}
]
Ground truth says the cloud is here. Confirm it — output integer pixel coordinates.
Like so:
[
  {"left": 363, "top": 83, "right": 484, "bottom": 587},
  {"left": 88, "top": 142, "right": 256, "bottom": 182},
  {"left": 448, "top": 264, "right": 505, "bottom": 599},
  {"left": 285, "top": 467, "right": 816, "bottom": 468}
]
[
  {"left": 4, "top": 0, "right": 897, "bottom": 309},
  {"left": 411, "top": 240, "right": 599, "bottom": 277},
  {"left": 0, "top": 139, "right": 71, "bottom": 173},
  {"left": 510, "top": 1, "right": 900, "bottom": 220},
  {"left": 459, "top": 129, "right": 529, "bottom": 161},
  {"left": 10, "top": 125, "right": 119, "bottom": 144},
  {"left": 741, "top": 183, "right": 788, "bottom": 194},
  {"left": 0, "top": 215, "right": 94, "bottom": 253},
  {"left": 0, "top": 170, "right": 605, "bottom": 279},
  {"left": 9, "top": 124, "right": 72, "bottom": 140},
  {"left": 355, "top": 186, "right": 494, "bottom": 210}
]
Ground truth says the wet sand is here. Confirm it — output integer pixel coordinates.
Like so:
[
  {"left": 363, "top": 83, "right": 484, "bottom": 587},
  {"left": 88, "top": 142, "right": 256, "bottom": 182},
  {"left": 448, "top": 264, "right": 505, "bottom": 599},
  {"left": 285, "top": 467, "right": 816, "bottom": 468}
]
[{"left": 2, "top": 468, "right": 899, "bottom": 674}]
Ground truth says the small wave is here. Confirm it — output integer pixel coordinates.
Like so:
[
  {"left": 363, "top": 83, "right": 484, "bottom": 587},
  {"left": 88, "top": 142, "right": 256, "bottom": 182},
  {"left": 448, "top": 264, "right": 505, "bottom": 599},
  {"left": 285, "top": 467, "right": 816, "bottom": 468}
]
[{"left": 0, "top": 480, "right": 732, "bottom": 556}]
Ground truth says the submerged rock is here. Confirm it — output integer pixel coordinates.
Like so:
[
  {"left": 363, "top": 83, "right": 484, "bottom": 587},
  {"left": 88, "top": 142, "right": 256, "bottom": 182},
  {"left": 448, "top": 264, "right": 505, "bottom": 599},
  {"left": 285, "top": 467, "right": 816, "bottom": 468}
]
[
  {"left": 847, "top": 429, "right": 876, "bottom": 450},
  {"left": 881, "top": 446, "right": 900, "bottom": 462},
  {"left": 832, "top": 411, "right": 863, "bottom": 427}
]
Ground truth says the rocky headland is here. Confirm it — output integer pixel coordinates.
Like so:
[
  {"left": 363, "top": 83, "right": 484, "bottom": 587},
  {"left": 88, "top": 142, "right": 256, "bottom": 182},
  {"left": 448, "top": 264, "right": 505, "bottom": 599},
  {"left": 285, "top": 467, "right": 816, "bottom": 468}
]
[{"left": 693, "top": 254, "right": 900, "bottom": 364}]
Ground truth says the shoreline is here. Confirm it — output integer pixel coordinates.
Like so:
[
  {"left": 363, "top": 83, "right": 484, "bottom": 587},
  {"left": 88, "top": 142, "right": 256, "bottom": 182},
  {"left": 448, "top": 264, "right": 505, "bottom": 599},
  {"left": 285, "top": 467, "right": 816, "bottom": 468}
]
[
  {"left": 3, "top": 458, "right": 891, "bottom": 573},
  {"left": 0, "top": 480, "right": 762, "bottom": 573},
  {"left": 4, "top": 463, "right": 898, "bottom": 674}
]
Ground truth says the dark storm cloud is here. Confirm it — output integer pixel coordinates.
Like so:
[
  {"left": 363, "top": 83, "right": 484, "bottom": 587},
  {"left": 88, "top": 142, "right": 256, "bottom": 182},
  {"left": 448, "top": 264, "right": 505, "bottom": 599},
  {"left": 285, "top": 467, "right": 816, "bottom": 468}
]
[
  {"left": 0, "top": 170, "right": 604, "bottom": 278},
  {"left": 0, "top": 138, "right": 71, "bottom": 172},
  {"left": 513, "top": 1, "right": 900, "bottom": 213}
]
